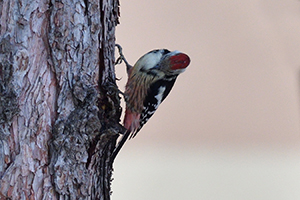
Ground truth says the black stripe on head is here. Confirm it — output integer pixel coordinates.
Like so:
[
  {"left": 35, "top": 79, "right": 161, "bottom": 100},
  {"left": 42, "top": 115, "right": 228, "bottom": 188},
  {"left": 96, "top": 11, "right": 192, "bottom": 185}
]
[
  {"left": 146, "top": 49, "right": 170, "bottom": 56},
  {"left": 161, "top": 49, "right": 171, "bottom": 55}
]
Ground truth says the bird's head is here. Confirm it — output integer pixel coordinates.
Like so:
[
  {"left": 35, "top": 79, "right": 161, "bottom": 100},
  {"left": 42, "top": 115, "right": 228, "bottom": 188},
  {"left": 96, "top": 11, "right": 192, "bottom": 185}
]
[{"left": 132, "top": 49, "right": 190, "bottom": 77}]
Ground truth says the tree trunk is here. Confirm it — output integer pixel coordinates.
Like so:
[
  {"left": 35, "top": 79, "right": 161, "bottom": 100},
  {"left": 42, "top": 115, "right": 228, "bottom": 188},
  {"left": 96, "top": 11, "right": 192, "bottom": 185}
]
[{"left": 0, "top": 0, "right": 120, "bottom": 199}]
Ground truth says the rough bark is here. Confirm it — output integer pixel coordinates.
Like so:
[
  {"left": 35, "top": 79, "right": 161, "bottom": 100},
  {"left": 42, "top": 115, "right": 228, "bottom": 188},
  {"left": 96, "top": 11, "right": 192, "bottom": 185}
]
[{"left": 0, "top": 0, "right": 120, "bottom": 199}]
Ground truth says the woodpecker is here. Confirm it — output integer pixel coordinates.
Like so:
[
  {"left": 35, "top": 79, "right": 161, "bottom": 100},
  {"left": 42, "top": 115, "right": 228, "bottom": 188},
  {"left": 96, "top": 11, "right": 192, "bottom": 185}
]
[{"left": 112, "top": 45, "right": 190, "bottom": 160}]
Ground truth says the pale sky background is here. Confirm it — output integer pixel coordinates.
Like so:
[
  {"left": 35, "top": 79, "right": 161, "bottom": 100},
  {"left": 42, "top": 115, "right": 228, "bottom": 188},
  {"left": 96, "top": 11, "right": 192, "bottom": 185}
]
[{"left": 112, "top": 1, "right": 300, "bottom": 199}]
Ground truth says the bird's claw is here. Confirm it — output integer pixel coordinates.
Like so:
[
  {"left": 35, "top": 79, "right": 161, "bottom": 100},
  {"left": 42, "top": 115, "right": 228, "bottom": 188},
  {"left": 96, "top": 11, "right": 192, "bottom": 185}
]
[{"left": 115, "top": 44, "right": 132, "bottom": 73}]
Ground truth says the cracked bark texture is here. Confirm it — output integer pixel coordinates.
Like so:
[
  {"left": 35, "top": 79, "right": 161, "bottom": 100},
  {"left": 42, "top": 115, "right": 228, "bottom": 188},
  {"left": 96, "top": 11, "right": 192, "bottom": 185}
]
[{"left": 0, "top": 0, "right": 120, "bottom": 199}]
